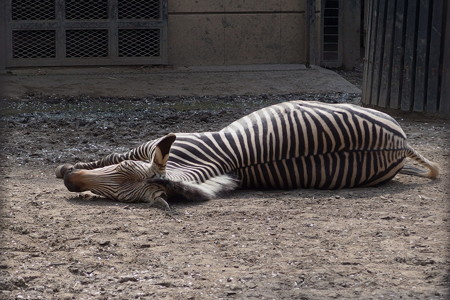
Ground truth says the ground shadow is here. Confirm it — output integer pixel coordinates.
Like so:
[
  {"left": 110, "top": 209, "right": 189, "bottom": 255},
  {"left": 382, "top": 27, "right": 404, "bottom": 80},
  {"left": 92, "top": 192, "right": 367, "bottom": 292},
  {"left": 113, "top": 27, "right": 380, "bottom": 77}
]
[{"left": 64, "top": 178, "right": 439, "bottom": 210}]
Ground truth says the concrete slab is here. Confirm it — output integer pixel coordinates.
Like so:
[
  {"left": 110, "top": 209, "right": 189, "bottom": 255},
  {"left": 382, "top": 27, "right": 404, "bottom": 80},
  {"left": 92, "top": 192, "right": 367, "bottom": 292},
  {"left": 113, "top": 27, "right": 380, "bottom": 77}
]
[{"left": 0, "top": 64, "right": 361, "bottom": 99}]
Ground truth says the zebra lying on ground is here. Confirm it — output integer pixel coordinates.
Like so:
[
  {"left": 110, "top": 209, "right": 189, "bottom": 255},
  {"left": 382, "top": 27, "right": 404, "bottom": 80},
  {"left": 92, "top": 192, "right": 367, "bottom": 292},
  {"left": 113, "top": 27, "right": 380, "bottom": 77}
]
[{"left": 56, "top": 100, "right": 439, "bottom": 209}]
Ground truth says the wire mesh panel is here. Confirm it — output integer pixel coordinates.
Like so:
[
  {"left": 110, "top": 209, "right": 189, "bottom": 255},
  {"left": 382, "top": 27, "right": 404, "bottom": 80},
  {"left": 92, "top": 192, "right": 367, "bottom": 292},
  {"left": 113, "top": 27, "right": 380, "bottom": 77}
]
[
  {"left": 4, "top": 0, "right": 167, "bottom": 67},
  {"left": 65, "top": 0, "right": 108, "bottom": 20},
  {"left": 12, "top": 30, "right": 56, "bottom": 58},
  {"left": 118, "top": 0, "right": 161, "bottom": 20},
  {"left": 118, "top": 29, "right": 160, "bottom": 57},
  {"left": 321, "top": 0, "right": 341, "bottom": 67},
  {"left": 66, "top": 30, "right": 109, "bottom": 58},
  {"left": 11, "top": 0, "right": 55, "bottom": 20}
]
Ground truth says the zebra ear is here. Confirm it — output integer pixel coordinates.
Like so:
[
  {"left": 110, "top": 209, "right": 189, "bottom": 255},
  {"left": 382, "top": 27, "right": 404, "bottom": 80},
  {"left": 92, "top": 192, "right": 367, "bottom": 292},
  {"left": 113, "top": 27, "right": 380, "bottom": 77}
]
[{"left": 152, "top": 133, "right": 176, "bottom": 170}]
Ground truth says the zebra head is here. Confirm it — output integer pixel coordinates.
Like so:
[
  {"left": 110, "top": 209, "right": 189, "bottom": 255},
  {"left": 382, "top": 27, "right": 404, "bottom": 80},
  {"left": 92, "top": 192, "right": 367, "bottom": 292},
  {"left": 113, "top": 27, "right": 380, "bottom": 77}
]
[{"left": 62, "top": 134, "right": 177, "bottom": 208}]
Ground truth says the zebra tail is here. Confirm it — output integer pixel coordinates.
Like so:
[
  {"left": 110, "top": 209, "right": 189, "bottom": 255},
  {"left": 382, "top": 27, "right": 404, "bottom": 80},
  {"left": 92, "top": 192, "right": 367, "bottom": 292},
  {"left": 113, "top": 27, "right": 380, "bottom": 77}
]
[
  {"left": 151, "top": 175, "right": 239, "bottom": 201},
  {"left": 400, "top": 145, "right": 440, "bottom": 179}
]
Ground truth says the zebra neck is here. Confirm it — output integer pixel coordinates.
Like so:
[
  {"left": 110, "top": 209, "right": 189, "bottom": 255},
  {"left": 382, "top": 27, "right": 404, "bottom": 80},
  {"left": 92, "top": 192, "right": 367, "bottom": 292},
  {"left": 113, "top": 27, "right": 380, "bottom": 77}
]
[{"left": 165, "top": 132, "right": 238, "bottom": 182}]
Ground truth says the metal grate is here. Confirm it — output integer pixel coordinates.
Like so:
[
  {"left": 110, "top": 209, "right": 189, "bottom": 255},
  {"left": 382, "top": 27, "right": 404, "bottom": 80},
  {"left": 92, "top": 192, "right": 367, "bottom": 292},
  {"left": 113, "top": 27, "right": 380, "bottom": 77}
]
[
  {"left": 118, "top": 0, "right": 160, "bottom": 20},
  {"left": 322, "top": 0, "right": 340, "bottom": 63},
  {"left": 66, "top": 30, "right": 109, "bottom": 58},
  {"left": 66, "top": 0, "right": 108, "bottom": 20},
  {"left": 4, "top": 1, "right": 167, "bottom": 67},
  {"left": 118, "top": 29, "right": 160, "bottom": 57},
  {"left": 11, "top": 0, "right": 55, "bottom": 20},
  {"left": 12, "top": 30, "right": 56, "bottom": 58}
]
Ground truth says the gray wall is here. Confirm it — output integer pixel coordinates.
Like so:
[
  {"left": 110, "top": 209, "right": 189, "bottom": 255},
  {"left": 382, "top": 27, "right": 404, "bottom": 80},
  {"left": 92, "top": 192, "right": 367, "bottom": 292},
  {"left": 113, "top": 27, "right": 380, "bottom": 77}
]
[{"left": 168, "top": 0, "right": 308, "bottom": 66}]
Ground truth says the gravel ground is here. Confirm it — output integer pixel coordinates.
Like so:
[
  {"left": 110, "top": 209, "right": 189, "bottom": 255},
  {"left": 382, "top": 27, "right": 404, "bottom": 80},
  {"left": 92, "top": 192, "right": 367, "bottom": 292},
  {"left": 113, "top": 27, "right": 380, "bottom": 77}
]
[{"left": 0, "top": 91, "right": 448, "bottom": 299}]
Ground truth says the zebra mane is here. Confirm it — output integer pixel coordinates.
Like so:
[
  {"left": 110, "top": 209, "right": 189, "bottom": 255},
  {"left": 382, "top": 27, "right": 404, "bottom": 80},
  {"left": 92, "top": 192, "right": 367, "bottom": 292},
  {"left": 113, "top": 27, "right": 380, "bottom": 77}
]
[{"left": 149, "top": 175, "right": 239, "bottom": 202}]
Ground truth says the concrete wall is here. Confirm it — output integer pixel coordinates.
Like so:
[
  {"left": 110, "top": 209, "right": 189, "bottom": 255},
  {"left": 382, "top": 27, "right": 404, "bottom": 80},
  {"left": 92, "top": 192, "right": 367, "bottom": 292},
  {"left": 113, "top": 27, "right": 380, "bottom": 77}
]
[{"left": 168, "top": 0, "right": 308, "bottom": 66}]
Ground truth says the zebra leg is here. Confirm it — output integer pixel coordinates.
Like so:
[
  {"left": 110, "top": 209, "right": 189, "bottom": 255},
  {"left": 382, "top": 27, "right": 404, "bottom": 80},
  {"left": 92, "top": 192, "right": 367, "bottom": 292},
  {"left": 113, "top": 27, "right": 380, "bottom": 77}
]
[
  {"left": 55, "top": 134, "right": 176, "bottom": 179},
  {"left": 55, "top": 140, "right": 156, "bottom": 178}
]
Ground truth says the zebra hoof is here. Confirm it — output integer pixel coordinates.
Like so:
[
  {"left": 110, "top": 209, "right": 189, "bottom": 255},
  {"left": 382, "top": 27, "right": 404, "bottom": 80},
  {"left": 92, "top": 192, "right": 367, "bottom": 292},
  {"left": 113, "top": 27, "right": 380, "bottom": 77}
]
[
  {"left": 55, "top": 164, "right": 74, "bottom": 178},
  {"left": 152, "top": 197, "right": 170, "bottom": 210}
]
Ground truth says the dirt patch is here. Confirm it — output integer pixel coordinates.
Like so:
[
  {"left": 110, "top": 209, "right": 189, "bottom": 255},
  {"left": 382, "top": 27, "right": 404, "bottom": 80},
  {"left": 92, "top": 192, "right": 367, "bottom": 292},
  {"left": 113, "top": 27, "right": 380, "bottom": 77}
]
[{"left": 0, "top": 93, "right": 449, "bottom": 299}]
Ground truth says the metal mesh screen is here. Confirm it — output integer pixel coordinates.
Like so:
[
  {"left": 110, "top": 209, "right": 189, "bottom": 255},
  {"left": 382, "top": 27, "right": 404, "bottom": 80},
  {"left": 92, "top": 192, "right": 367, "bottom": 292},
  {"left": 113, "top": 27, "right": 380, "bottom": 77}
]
[
  {"left": 12, "top": 30, "right": 56, "bottom": 58},
  {"left": 11, "top": 0, "right": 55, "bottom": 20},
  {"left": 6, "top": 1, "right": 167, "bottom": 67},
  {"left": 118, "top": 29, "right": 160, "bottom": 57},
  {"left": 66, "top": 30, "right": 109, "bottom": 58},
  {"left": 65, "top": 0, "right": 108, "bottom": 20},
  {"left": 322, "top": 0, "right": 340, "bottom": 63},
  {"left": 118, "top": 0, "right": 160, "bottom": 20}
]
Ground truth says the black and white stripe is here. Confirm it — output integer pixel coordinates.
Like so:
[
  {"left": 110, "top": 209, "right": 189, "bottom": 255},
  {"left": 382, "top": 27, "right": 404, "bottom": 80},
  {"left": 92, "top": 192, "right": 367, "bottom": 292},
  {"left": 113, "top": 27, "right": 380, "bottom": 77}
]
[{"left": 68, "top": 100, "right": 439, "bottom": 195}]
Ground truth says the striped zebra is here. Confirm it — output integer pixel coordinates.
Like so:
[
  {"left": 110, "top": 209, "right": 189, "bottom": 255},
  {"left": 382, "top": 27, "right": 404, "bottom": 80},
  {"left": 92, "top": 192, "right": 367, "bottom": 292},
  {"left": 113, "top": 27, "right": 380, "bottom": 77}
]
[{"left": 56, "top": 100, "right": 439, "bottom": 209}]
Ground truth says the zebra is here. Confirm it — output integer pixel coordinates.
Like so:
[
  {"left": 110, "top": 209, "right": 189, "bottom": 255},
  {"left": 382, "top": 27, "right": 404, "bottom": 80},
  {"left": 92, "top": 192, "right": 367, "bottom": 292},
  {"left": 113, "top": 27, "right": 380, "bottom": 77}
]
[{"left": 56, "top": 100, "right": 439, "bottom": 209}]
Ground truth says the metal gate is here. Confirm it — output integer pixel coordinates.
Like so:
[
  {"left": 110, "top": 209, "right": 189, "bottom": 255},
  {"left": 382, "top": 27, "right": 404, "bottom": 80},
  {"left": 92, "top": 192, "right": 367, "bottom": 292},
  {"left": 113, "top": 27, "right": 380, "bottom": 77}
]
[
  {"left": 2, "top": 0, "right": 167, "bottom": 68},
  {"left": 321, "top": 0, "right": 341, "bottom": 68},
  {"left": 362, "top": 0, "right": 449, "bottom": 114}
]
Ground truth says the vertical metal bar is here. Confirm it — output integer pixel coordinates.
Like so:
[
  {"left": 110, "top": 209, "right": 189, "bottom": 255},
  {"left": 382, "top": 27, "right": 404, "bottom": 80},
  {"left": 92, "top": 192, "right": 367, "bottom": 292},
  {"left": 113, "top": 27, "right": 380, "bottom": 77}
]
[
  {"left": 160, "top": 0, "right": 168, "bottom": 64},
  {"left": 0, "top": 0, "right": 8, "bottom": 72},
  {"left": 389, "top": 0, "right": 406, "bottom": 109},
  {"left": 439, "top": 0, "right": 450, "bottom": 114},
  {"left": 379, "top": 0, "right": 397, "bottom": 108},
  {"left": 55, "top": 0, "right": 65, "bottom": 60},
  {"left": 309, "top": 0, "right": 317, "bottom": 66},
  {"left": 426, "top": 0, "right": 444, "bottom": 113},
  {"left": 401, "top": 0, "right": 419, "bottom": 111},
  {"left": 413, "top": 0, "right": 432, "bottom": 112},
  {"left": 109, "top": 0, "right": 118, "bottom": 58},
  {"left": 371, "top": 0, "right": 387, "bottom": 106},
  {"left": 362, "top": 0, "right": 376, "bottom": 105},
  {"left": 305, "top": 0, "right": 312, "bottom": 68}
]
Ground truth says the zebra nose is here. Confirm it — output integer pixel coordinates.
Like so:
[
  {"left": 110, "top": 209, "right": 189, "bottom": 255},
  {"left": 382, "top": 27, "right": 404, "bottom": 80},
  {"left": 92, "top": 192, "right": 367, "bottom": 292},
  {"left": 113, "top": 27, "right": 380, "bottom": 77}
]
[
  {"left": 55, "top": 164, "right": 74, "bottom": 178},
  {"left": 63, "top": 169, "right": 85, "bottom": 192}
]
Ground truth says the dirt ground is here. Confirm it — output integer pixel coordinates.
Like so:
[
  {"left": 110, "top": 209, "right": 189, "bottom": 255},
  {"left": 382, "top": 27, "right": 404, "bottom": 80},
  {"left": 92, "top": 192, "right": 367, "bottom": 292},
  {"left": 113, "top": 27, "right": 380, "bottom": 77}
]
[{"left": 0, "top": 89, "right": 449, "bottom": 299}]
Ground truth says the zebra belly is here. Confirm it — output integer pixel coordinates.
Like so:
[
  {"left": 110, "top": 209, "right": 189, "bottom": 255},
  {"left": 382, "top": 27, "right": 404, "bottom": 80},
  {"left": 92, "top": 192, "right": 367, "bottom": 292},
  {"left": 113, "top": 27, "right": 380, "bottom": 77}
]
[{"left": 236, "top": 150, "right": 406, "bottom": 189}]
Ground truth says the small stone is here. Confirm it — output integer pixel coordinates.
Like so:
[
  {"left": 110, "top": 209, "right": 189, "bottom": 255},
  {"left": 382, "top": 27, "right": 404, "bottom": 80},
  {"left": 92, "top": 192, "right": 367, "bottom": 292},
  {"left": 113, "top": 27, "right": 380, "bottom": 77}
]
[{"left": 98, "top": 240, "right": 111, "bottom": 246}]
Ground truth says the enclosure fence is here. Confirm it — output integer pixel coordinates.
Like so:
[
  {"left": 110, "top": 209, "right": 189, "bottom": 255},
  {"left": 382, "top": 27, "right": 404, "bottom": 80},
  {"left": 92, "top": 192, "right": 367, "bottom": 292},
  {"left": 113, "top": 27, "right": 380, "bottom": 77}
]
[
  {"left": 1, "top": 0, "right": 168, "bottom": 68},
  {"left": 362, "top": 0, "right": 449, "bottom": 114}
]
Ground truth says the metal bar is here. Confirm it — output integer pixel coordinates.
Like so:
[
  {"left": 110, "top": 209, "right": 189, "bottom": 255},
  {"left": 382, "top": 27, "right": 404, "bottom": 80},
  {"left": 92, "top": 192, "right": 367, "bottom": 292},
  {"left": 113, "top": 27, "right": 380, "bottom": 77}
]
[
  {"left": 362, "top": 0, "right": 376, "bottom": 105},
  {"left": 370, "top": 0, "right": 387, "bottom": 106},
  {"left": 426, "top": 0, "right": 444, "bottom": 113},
  {"left": 305, "top": 0, "right": 312, "bottom": 68},
  {"left": 401, "top": 0, "right": 419, "bottom": 111},
  {"left": 0, "top": 0, "right": 7, "bottom": 72},
  {"left": 378, "top": 0, "right": 397, "bottom": 108},
  {"left": 413, "top": 0, "right": 431, "bottom": 112},
  {"left": 108, "top": 0, "right": 118, "bottom": 59},
  {"left": 439, "top": 0, "right": 450, "bottom": 114},
  {"left": 389, "top": 0, "right": 406, "bottom": 109}
]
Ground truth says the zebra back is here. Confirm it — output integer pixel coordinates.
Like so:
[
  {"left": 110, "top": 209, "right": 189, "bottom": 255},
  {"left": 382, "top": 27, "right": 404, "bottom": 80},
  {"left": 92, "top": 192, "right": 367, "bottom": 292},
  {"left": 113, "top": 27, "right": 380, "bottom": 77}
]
[{"left": 219, "top": 101, "right": 409, "bottom": 189}]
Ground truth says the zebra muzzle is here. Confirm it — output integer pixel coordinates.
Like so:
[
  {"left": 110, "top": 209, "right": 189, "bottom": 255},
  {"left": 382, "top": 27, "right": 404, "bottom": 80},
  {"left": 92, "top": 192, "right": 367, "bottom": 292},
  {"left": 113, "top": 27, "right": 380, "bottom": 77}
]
[
  {"left": 55, "top": 164, "right": 74, "bottom": 178},
  {"left": 63, "top": 169, "right": 88, "bottom": 192}
]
